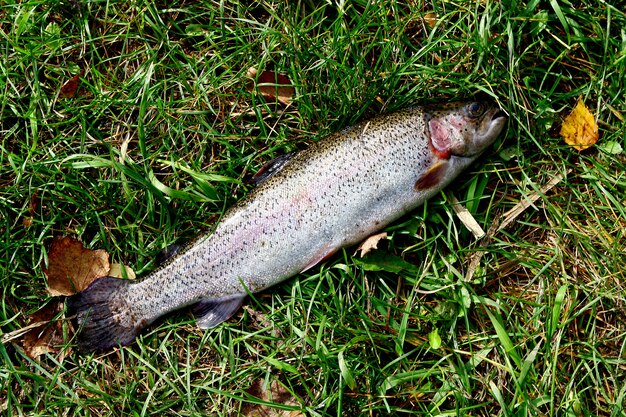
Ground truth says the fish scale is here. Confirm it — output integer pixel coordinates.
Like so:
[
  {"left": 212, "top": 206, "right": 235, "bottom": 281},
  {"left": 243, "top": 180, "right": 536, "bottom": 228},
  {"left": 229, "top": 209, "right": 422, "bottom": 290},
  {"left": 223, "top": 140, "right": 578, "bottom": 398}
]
[{"left": 68, "top": 101, "right": 507, "bottom": 352}]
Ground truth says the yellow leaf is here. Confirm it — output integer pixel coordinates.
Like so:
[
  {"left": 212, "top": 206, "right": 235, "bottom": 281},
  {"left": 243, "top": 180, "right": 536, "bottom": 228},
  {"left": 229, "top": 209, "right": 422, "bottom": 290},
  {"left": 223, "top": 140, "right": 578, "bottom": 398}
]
[
  {"left": 560, "top": 97, "right": 599, "bottom": 151},
  {"left": 109, "top": 263, "right": 136, "bottom": 279}
]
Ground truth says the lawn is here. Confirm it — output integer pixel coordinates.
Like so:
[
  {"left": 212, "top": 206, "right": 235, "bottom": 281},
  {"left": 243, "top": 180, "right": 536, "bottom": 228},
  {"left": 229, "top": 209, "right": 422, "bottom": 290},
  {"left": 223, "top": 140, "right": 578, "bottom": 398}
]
[{"left": 1, "top": 0, "right": 625, "bottom": 415}]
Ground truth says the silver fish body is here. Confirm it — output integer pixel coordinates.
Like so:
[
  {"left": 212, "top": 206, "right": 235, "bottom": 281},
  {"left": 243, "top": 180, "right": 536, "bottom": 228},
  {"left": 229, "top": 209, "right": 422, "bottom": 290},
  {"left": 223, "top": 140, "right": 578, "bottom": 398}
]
[{"left": 68, "top": 100, "right": 507, "bottom": 352}]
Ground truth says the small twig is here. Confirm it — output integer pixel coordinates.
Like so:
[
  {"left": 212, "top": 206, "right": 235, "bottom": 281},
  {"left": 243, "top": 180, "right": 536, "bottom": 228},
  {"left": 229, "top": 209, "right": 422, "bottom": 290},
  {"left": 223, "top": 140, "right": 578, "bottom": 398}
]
[
  {"left": 446, "top": 192, "right": 486, "bottom": 239},
  {"left": 464, "top": 219, "right": 501, "bottom": 282},
  {"left": 497, "top": 169, "right": 571, "bottom": 232},
  {"left": 463, "top": 169, "right": 571, "bottom": 282},
  {"left": 1, "top": 320, "right": 51, "bottom": 344}
]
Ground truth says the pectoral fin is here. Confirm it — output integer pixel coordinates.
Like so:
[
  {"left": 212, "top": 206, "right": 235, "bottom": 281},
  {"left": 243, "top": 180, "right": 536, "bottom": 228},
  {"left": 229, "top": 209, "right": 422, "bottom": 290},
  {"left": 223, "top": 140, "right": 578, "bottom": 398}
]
[
  {"left": 192, "top": 294, "right": 246, "bottom": 329},
  {"left": 414, "top": 161, "right": 448, "bottom": 191}
]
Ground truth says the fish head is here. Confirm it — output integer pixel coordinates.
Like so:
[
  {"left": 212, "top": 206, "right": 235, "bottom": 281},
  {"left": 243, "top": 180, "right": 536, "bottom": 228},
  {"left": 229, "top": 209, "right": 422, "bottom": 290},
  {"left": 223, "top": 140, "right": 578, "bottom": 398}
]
[{"left": 426, "top": 101, "right": 508, "bottom": 159}]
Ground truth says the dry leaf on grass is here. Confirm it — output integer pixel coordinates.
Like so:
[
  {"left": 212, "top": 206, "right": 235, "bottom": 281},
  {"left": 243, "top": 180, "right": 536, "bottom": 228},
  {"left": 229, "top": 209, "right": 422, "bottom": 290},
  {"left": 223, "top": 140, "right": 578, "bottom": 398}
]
[
  {"left": 60, "top": 74, "right": 80, "bottom": 98},
  {"left": 22, "top": 301, "right": 68, "bottom": 358},
  {"left": 109, "top": 263, "right": 136, "bottom": 279},
  {"left": 22, "top": 194, "right": 38, "bottom": 228},
  {"left": 44, "top": 236, "right": 110, "bottom": 296},
  {"left": 560, "top": 97, "right": 599, "bottom": 151},
  {"left": 2, "top": 300, "right": 72, "bottom": 360},
  {"left": 423, "top": 11, "right": 437, "bottom": 29},
  {"left": 355, "top": 232, "right": 387, "bottom": 257},
  {"left": 247, "top": 67, "right": 295, "bottom": 105},
  {"left": 241, "top": 379, "right": 302, "bottom": 417}
]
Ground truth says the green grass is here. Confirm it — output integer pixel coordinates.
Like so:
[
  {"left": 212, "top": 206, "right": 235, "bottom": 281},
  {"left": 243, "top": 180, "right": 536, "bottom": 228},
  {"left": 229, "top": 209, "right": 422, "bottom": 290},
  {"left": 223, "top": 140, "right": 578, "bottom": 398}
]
[{"left": 1, "top": 0, "right": 626, "bottom": 415}]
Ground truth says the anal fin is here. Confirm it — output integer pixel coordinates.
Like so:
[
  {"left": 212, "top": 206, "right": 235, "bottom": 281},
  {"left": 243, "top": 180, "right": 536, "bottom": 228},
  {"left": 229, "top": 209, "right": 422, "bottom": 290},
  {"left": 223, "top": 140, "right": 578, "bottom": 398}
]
[
  {"left": 192, "top": 294, "right": 246, "bottom": 329},
  {"left": 300, "top": 244, "right": 337, "bottom": 273}
]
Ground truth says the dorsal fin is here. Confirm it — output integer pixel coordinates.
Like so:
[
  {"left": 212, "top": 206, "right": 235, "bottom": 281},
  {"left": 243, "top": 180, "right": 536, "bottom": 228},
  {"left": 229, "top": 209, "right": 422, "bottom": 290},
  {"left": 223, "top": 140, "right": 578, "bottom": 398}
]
[
  {"left": 251, "top": 152, "right": 296, "bottom": 185},
  {"left": 155, "top": 243, "right": 183, "bottom": 266}
]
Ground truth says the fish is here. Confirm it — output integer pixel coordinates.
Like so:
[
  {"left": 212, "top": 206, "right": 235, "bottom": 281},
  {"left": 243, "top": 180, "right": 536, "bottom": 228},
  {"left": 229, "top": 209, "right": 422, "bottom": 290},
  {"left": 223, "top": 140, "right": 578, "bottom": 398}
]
[{"left": 67, "top": 100, "right": 507, "bottom": 352}]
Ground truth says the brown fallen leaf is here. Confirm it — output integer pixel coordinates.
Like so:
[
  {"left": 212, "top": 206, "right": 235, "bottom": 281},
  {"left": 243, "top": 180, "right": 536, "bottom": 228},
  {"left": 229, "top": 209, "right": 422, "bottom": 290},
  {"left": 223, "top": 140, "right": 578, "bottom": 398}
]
[
  {"left": 247, "top": 67, "right": 295, "bottom": 105},
  {"left": 560, "top": 97, "right": 599, "bottom": 151},
  {"left": 21, "top": 300, "right": 70, "bottom": 359},
  {"left": 355, "top": 232, "right": 387, "bottom": 257},
  {"left": 423, "top": 11, "right": 437, "bottom": 29},
  {"left": 23, "top": 194, "right": 39, "bottom": 228},
  {"left": 44, "top": 236, "right": 110, "bottom": 296},
  {"left": 29, "top": 193, "right": 39, "bottom": 214},
  {"left": 241, "top": 379, "right": 302, "bottom": 417},
  {"left": 60, "top": 74, "right": 80, "bottom": 98}
]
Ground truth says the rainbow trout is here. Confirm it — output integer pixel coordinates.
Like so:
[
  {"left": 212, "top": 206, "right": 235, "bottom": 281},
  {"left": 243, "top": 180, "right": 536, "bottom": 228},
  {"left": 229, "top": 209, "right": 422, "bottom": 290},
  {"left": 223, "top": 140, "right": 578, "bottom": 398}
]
[{"left": 68, "top": 100, "right": 507, "bottom": 352}]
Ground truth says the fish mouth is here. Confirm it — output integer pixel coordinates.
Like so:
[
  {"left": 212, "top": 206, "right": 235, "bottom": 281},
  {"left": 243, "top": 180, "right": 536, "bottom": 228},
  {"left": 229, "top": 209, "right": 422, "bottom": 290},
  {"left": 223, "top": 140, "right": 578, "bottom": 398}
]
[
  {"left": 484, "top": 107, "right": 507, "bottom": 135},
  {"left": 481, "top": 106, "right": 507, "bottom": 139},
  {"left": 479, "top": 108, "right": 509, "bottom": 146},
  {"left": 458, "top": 105, "right": 507, "bottom": 158},
  {"left": 492, "top": 109, "right": 507, "bottom": 121}
]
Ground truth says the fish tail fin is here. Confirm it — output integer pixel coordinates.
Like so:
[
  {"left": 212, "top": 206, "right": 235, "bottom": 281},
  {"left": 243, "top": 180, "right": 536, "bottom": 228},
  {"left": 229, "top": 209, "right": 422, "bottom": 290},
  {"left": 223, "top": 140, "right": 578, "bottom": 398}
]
[{"left": 67, "top": 277, "right": 140, "bottom": 353}]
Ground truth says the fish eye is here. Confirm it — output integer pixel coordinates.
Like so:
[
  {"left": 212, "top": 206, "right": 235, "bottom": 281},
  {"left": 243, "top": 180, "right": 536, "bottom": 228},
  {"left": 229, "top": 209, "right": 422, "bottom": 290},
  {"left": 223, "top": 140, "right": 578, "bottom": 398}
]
[{"left": 467, "top": 102, "right": 484, "bottom": 117}]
